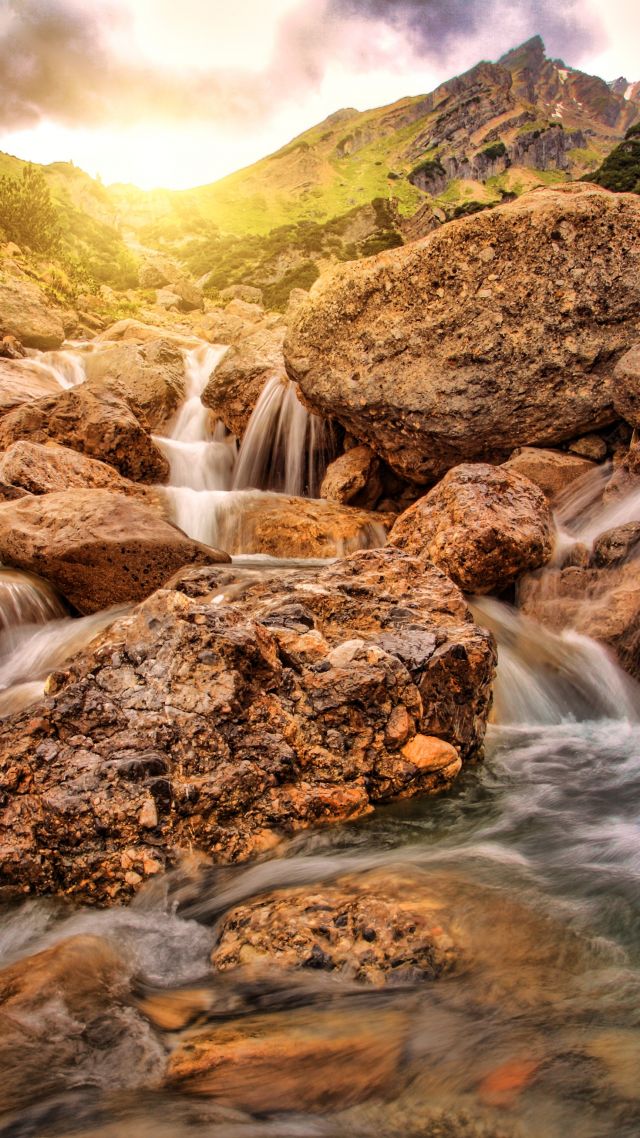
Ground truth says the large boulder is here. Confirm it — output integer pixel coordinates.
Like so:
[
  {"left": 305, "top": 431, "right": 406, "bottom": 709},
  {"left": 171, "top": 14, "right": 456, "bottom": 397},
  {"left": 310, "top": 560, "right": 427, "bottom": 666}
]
[
  {"left": 389, "top": 464, "right": 554, "bottom": 594},
  {"left": 0, "top": 278, "right": 65, "bottom": 350},
  {"left": 285, "top": 185, "right": 640, "bottom": 482},
  {"left": 202, "top": 323, "right": 287, "bottom": 436},
  {"left": 0, "top": 358, "right": 62, "bottom": 412},
  {"left": 519, "top": 561, "right": 640, "bottom": 680},
  {"left": 83, "top": 339, "right": 186, "bottom": 430},
  {"left": 95, "top": 319, "right": 198, "bottom": 349},
  {"left": 0, "top": 385, "right": 169, "bottom": 483},
  {"left": 0, "top": 441, "right": 162, "bottom": 510},
  {"left": 0, "top": 548, "right": 496, "bottom": 901},
  {"left": 0, "top": 489, "right": 229, "bottom": 613},
  {"left": 502, "top": 447, "right": 596, "bottom": 501}
]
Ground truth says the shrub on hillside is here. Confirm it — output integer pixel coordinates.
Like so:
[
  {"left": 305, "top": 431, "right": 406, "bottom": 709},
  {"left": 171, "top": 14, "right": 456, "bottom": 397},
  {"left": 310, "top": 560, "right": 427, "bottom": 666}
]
[
  {"left": 0, "top": 165, "right": 61, "bottom": 252},
  {"left": 582, "top": 123, "right": 640, "bottom": 193}
]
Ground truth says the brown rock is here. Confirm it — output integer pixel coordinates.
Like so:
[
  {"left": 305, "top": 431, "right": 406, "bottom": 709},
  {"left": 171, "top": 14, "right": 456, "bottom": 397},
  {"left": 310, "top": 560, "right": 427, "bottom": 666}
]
[
  {"left": 220, "top": 285, "right": 264, "bottom": 306},
  {"left": 0, "top": 548, "right": 495, "bottom": 901},
  {"left": 202, "top": 323, "right": 287, "bottom": 436},
  {"left": 519, "top": 561, "right": 640, "bottom": 680},
  {"left": 212, "top": 871, "right": 457, "bottom": 985},
  {"left": 0, "top": 357, "right": 63, "bottom": 412},
  {"left": 0, "top": 385, "right": 169, "bottom": 483},
  {"left": 185, "top": 491, "right": 392, "bottom": 559},
  {"left": 567, "top": 434, "right": 608, "bottom": 462},
  {"left": 503, "top": 447, "right": 596, "bottom": 501},
  {"left": 285, "top": 185, "right": 640, "bottom": 482},
  {"left": 321, "top": 445, "right": 383, "bottom": 508},
  {"left": 0, "top": 333, "right": 27, "bottom": 359},
  {"left": 0, "top": 934, "right": 153, "bottom": 1112},
  {"left": 0, "top": 440, "right": 159, "bottom": 503},
  {"left": 604, "top": 437, "right": 640, "bottom": 498},
  {"left": 164, "top": 1005, "right": 405, "bottom": 1112},
  {"left": 95, "top": 318, "right": 198, "bottom": 349},
  {"left": 0, "top": 278, "right": 65, "bottom": 350},
  {"left": 612, "top": 343, "right": 640, "bottom": 427},
  {"left": 592, "top": 523, "right": 640, "bottom": 567},
  {"left": 83, "top": 339, "right": 186, "bottom": 430},
  {"left": 389, "top": 463, "right": 554, "bottom": 593},
  {"left": 0, "top": 489, "right": 229, "bottom": 613}
]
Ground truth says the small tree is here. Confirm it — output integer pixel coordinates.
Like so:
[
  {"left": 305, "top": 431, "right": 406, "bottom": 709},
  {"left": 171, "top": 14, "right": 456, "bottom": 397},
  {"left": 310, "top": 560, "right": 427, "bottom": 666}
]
[{"left": 0, "top": 164, "right": 61, "bottom": 253}]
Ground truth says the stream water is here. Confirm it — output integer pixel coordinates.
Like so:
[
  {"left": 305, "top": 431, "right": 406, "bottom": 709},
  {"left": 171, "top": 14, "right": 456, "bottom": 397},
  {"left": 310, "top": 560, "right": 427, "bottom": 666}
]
[{"left": 0, "top": 344, "right": 639, "bottom": 1137}]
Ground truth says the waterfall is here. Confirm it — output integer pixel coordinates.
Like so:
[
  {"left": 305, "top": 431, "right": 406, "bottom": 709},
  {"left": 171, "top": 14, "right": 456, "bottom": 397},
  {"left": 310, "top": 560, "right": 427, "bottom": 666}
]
[
  {"left": 0, "top": 569, "right": 125, "bottom": 718},
  {"left": 232, "top": 374, "right": 334, "bottom": 498},
  {"left": 155, "top": 344, "right": 236, "bottom": 493}
]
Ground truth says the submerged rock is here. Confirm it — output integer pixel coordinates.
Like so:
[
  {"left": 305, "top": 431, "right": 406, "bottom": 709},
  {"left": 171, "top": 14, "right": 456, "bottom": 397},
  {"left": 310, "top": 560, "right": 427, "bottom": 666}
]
[
  {"left": 165, "top": 1004, "right": 405, "bottom": 1112},
  {"left": 0, "top": 548, "right": 495, "bottom": 901},
  {"left": 0, "top": 934, "right": 161, "bottom": 1112},
  {"left": 519, "top": 561, "right": 640, "bottom": 680},
  {"left": 0, "top": 384, "right": 169, "bottom": 483},
  {"left": 0, "top": 489, "right": 229, "bottom": 613},
  {"left": 212, "top": 871, "right": 458, "bottom": 985},
  {"left": 0, "top": 358, "right": 63, "bottom": 412},
  {"left": 389, "top": 463, "right": 553, "bottom": 594},
  {"left": 285, "top": 184, "right": 640, "bottom": 482}
]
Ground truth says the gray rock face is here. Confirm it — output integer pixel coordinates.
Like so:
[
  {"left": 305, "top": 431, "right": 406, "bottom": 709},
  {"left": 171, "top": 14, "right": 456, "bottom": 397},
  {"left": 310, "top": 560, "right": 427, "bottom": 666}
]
[
  {"left": 0, "top": 548, "right": 496, "bottom": 902},
  {"left": 0, "top": 279, "right": 65, "bottom": 349},
  {"left": 285, "top": 185, "right": 640, "bottom": 483},
  {"left": 389, "top": 463, "right": 554, "bottom": 594}
]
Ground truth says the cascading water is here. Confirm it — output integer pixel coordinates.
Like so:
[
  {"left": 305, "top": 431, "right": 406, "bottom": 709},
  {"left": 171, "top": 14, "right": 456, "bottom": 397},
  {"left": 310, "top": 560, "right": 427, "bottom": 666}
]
[
  {"left": 157, "top": 349, "right": 368, "bottom": 557},
  {"left": 4, "top": 339, "right": 640, "bottom": 1137},
  {"left": 232, "top": 373, "right": 334, "bottom": 497}
]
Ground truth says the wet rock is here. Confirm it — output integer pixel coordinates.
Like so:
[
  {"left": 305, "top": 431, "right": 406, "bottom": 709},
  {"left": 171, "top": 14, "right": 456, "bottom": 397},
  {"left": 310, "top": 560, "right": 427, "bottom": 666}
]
[
  {"left": 592, "top": 523, "right": 640, "bottom": 567},
  {"left": 95, "top": 319, "right": 198, "bottom": 349},
  {"left": 285, "top": 185, "right": 640, "bottom": 482},
  {"left": 202, "top": 323, "right": 287, "bottom": 436},
  {"left": 604, "top": 437, "right": 640, "bottom": 498},
  {"left": 0, "top": 934, "right": 161, "bottom": 1112},
  {"left": 0, "top": 358, "right": 62, "bottom": 412},
  {"left": 0, "top": 489, "right": 229, "bottom": 613},
  {"left": 191, "top": 491, "right": 392, "bottom": 559},
  {"left": 321, "top": 445, "right": 383, "bottom": 509},
  {"left": 83, "top": 339, "right": 186, "bottom": 431},
  {"left": 164, "top": 1004, "right": 405, "bottom": 1112},
  {"left": 0, "top": 441, "right": 160, "bottom": 504},
  {"left": 611, "top": 343, "right": 640, "bottom": 427},
  {"left": 502, "top": 447, "right": 596, "bottom": 501},
  {"left": 567, "top": 434, "right": 608, "bottom": 462},
  {"left": 0, "top": 548, "right": 496, "bottom": 900},
  {"left": 0, "top": 333, "right": 27, "bottom": 359},
  {"left": 212, "top": 871, "right": 458, "bottom": 985},
  {"left": 0, "top": 278, "right": 65, "bottom": 350},
  {"left": 519, "top": 562, "right": 640, "bottom": 680},
  {"left": 0, "top": 385, "right": 169, "bottom": 483},
  {"left": 389, "top": 464, "right": 553, "bottom": 594}
]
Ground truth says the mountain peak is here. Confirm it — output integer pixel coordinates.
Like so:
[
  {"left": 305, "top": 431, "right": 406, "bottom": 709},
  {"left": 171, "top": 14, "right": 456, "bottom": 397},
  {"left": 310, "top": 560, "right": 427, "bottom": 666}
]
[{"left": 498, "top": 35, "right": 546, "bottom": 74}]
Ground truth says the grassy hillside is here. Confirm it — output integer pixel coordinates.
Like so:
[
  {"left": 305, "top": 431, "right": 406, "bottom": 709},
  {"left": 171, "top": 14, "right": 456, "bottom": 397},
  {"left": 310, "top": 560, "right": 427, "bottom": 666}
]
[{"left": 583, "top": 121, "right": 640, "bottom": 193}]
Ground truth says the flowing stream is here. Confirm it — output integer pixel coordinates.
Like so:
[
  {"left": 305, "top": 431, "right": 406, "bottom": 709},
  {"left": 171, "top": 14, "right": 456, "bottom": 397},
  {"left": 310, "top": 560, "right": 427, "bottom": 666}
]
[{"left": 1, "top": 344, "right": 640, "bottom": 1136}]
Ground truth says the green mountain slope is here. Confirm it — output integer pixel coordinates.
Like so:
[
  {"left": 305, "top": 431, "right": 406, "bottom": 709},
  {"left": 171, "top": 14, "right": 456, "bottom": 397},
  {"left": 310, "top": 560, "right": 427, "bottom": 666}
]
[{"left": 583, "top": 121, "right": 640, "bottom": 193}]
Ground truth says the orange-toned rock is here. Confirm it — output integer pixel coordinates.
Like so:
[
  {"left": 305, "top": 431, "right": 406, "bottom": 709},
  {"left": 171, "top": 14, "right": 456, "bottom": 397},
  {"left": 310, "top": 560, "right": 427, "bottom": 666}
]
[
  {"left": 165, "top": 1005, "right": 405, "bottom": 1112},
  {"left": 389, "top": 463, "right": 553, "bottom": 594}
]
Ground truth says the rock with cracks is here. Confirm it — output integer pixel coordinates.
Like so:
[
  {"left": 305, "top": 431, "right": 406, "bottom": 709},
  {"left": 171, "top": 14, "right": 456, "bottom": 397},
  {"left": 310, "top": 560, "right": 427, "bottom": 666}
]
[
  {"left": 389, "top": 463, "right": 553, "bottom": 594},
  {"left": 0, "top": 489, "right": 229, "bottom": 614},
  {"left": 0, "top": 548, "right": 496, "bottom": 902},
  {"left": 285, "top": 184, "right": 640, "bottom": 482}
]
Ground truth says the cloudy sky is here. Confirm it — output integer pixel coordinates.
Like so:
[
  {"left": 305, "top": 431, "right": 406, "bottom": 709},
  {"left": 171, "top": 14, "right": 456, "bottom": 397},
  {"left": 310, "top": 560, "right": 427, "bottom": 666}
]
[{"left": 0, "top": 0, "right": 637, "bottom": 189}]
